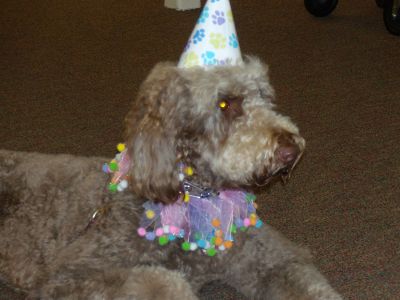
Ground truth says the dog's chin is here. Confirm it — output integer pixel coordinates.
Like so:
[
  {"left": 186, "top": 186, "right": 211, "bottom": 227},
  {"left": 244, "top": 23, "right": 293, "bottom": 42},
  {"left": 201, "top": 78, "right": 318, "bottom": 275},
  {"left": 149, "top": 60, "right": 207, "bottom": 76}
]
[{"left": 251, "top": 165, "right": 294, "bottom": 187}]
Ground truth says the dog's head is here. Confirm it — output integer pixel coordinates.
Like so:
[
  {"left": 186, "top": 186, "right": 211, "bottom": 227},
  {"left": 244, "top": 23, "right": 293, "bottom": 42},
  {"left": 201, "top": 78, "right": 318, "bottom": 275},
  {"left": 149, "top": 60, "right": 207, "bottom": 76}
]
[{"left": 124, "top": 57, "right": 305, "bottom": 203}]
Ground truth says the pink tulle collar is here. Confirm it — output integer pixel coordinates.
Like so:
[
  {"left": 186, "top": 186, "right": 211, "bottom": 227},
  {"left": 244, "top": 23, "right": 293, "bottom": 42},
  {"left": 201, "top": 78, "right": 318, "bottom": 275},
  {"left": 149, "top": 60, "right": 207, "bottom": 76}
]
[{"left": 103, "top": 145, "right": 263, "bottom": 256}]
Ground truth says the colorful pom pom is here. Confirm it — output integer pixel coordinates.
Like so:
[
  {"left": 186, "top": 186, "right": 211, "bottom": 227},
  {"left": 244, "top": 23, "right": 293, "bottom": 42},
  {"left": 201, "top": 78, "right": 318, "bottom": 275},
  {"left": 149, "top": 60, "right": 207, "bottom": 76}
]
[
  {"left": 137, "top": 227, "right": 146, "bottom": 237},
  {"left": 211, "top": 218, "right": 221, "bottom": 228},
  {"left": 245, "top": 193, "right": 256, "bottom": 202},
  {"left": 155, "top": 228, "right": 164, "bottom": 237},
  {"left": 243, "top": 218, "right": 251, "bottom": 227},
  {"left": 117, "top": 143, "right": 126, "bottom": 152},
  {"left": 102, "top": 163, "right": 110, "bottom": 173},
  {"left": 182, "top": 241, "right": 190, "bottom": 251},
  {"left": 197, "top": 239, "right": 206, "bottom": 249},
  {"left": 145, "top": 232, "right": 156, "bottom": 241},
  {"left": 194, "top": 232, "right": 201, "bottom": 241},
  {"left": 207, "top": 248, "right": 216, "bottom": 257},
  {"left": 119, "top": 180, "right": 128, "bottom": 189},
  {"left": 224, "top": 240, "right": 233, "bottom": 249},
  {"left": 255, "top": 219, "right": 263, "bottom": 228},
  {"left": 170, "top": 226, "right": 180, "bottom": 235},
  {"left": 215, "top": 237, "right": 223, "bottom": 246},
  {"left": 145, "top": 210, "right": 155, "bottom": 219},
  {"left": 190, "top": 242, "right": 198, "bottom": 251},
  {"left": 108, "top": 183, "right": 118, "bottom": 192},
  {"left": 159, "top": 235, "right": 169, "bottom": 246},
  {"left": 109, "top": 161, "right": 118, "bottom": 172},
  {"left": 163, "top": 225, "right": 170, "bottom": 234}
]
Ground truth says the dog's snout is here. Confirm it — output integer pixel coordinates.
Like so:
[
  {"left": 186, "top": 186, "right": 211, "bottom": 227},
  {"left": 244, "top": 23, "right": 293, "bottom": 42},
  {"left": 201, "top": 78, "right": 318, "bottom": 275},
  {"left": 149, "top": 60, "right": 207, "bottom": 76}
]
[
  {"left": 275, "top": 135, "right": 301, "bottom": 166},
  {"left": 276, "top": 144, "right": 299, "bottom": 165}
]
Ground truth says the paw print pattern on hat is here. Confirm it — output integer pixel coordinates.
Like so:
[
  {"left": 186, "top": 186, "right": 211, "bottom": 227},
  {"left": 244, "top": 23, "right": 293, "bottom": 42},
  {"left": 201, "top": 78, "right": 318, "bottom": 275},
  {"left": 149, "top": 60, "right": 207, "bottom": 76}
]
[{"left": 178, "top": 0, "right": 242, "bottom": 68}]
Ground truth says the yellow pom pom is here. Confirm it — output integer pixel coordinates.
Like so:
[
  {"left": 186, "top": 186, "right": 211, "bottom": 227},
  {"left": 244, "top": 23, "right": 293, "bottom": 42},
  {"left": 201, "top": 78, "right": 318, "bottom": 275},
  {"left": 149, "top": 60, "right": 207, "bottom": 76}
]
[
  {"left": 184, "top": 192, "right": 190, "bottom": 203},
  {"left": 250, "top": 213, "right": 257, "bottom": 220},
  {"left": 146, "top": 210, "right": 155, "bottom": 219},
  {"left": 117, "top": 143, "right": 126, "bottom": 152},
  {"left": 184, "top": 166, "right": 194, "bottom": 176}
]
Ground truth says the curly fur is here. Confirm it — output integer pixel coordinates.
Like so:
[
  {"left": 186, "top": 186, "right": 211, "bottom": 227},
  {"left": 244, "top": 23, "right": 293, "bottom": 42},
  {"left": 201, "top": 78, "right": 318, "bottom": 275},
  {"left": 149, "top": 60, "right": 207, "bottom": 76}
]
[{"left": 0, "top": 58, "right": 340, "bottom": 299}]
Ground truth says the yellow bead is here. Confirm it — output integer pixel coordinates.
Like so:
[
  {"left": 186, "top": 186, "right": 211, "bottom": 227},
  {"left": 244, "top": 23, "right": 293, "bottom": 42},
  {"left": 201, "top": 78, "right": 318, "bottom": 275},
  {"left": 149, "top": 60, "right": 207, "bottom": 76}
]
[
  {"left": 117, "top": 143, "right": 126, "bottom": 152},
  {"left": 146, "top": 210, "right": 155, "bottom": 219},
  {"left": 184, "top": 166, "right": 194, "bottom": 176}
]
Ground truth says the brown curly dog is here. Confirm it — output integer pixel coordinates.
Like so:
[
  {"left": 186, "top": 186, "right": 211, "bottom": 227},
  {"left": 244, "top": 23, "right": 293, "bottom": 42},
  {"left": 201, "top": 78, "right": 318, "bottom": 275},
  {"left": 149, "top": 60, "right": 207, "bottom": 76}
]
[{"left": 0, "top": 57, "right": 341, "bottom": 299}]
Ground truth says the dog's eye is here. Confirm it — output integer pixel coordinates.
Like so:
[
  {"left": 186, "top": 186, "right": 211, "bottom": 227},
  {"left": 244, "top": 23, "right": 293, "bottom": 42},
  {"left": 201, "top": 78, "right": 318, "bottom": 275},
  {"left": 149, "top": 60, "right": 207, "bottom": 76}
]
[
  {"left": 216, "top": 95, "right": 244, "bottom": 120},
  {"left": 218, "top": 100, "right": 229, "bottom": 111}
]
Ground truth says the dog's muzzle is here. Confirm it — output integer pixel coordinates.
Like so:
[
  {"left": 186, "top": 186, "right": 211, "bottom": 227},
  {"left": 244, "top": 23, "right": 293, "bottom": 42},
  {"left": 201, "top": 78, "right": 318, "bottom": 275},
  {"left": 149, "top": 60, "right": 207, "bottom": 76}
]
[{"left": 253, "top": 134, "right": 304, "bottom": 186}]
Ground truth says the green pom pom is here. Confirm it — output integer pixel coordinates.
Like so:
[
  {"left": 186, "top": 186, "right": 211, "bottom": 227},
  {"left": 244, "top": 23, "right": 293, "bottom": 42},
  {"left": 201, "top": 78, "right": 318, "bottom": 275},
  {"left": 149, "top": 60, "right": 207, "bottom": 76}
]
[
  {"left": 159, "top": 235, "right": 169, "bottom": 246},
  {"left": 210, "top": 237, "right": 216, "bottom": 245},
  {"left": 181, "top": 241, "right": 190, "bottom": 251},
  {"left": 245, "top": 193, "right": 256, "bottom": 202},
  {"left": 108, "top": 183, "right": 118, "bottom": 192},
  {"left": 206, "top": 248, "right": 216, "bottom": 257},
  {"left": 109, "top": 161, "right": 118, "bottom": 172},
  {"left": 230, "top": 224, "right": 237, "bottom": 234},
  {"left": 240, "top": 226, "right": 248, "bottom": 232}
]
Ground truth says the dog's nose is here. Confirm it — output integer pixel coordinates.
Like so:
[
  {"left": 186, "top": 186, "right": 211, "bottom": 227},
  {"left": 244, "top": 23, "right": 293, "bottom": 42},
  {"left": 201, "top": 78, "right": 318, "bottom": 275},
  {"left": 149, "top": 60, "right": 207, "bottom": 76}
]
[{"left": 275, "top": 136, "right": 300, "bottom": 166}]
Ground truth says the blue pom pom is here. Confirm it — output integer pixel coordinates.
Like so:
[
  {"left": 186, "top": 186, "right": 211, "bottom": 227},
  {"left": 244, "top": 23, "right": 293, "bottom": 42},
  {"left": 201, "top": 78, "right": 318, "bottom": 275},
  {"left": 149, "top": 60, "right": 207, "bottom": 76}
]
[
  {"left": 145, "top": 232, "right": 156, "bottom": 241},
  {"left": 255, "top": 219, "right": 263, "bottom": 228},
  {"left": 168, "top": 234, "right": 176, "bottom": 241},
  {"left": 102, "top": 163, "right": 109, "bottom": 173},
  {"left": 197, "top": 239, "right": 206, "bottom": 248}
]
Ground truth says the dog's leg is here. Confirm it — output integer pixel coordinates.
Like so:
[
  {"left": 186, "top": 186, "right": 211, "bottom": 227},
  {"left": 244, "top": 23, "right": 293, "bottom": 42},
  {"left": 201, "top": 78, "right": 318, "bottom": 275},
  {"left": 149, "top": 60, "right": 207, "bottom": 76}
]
[
  {"left": 34, "top": 265, "right": 198, "bottom": 300},
  {"left": 223, "top": 225, "right": 342, "bottom": 300}
]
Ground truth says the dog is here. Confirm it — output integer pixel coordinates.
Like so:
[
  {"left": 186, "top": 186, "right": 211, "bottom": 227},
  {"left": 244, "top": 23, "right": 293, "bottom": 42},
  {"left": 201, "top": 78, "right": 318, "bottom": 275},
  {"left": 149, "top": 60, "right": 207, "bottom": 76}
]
[{"left": 0, "top": 57, "right": 341, "bottom": 299}]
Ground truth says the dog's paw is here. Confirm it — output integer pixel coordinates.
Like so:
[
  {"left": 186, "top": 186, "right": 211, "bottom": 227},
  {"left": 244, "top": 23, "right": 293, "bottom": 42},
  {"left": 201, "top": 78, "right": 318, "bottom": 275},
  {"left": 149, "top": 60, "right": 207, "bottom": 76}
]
[{"left": 117, "top": 266, "right": 198, "bottom": 300}]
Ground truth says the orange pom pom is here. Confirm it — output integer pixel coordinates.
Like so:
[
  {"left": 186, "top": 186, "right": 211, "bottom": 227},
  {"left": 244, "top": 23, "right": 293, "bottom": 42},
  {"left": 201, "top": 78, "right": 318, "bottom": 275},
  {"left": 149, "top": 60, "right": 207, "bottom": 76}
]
[
  {"left": 215, "top": 237, "right": 223, "bottom": 246},
  {"left": 211, "top": 218, "right": 221, "bottom": 228},
  {"left": 224, "top": 240, "right": 233, "bottom": 249}
]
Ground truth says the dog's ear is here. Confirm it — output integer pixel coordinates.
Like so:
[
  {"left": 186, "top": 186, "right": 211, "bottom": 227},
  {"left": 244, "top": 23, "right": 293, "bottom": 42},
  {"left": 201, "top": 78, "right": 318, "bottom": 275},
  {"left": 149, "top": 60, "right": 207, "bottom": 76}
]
[{"left": 124, "top": 62, "right": 189, "bottom": 203}]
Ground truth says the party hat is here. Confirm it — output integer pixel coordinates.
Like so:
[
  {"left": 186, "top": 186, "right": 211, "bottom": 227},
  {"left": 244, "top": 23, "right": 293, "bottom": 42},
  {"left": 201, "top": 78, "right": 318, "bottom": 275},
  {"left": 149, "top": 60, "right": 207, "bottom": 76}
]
[{"left": 178, "top": 0, "right": 243, "bottom": 68}]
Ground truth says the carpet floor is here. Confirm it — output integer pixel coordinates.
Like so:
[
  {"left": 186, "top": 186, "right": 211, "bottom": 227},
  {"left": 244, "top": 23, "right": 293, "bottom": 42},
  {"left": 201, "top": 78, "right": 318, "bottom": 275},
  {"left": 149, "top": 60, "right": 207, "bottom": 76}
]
[{"left": 1, "top": 0, "right": 399, "bottom": 299}]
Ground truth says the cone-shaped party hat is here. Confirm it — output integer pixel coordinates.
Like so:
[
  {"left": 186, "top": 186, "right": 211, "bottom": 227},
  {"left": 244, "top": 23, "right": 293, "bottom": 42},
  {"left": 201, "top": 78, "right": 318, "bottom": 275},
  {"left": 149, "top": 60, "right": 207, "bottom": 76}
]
[{"left": 178, "top": 0, "right": 243, "bottom": 68}]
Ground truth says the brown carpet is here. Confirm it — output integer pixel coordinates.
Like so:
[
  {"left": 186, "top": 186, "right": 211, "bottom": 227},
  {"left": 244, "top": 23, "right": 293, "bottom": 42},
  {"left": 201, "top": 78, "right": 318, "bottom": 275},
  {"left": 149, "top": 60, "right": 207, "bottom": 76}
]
[{"left": 1, "top": 0, "right": 399, "bottom": 299}]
